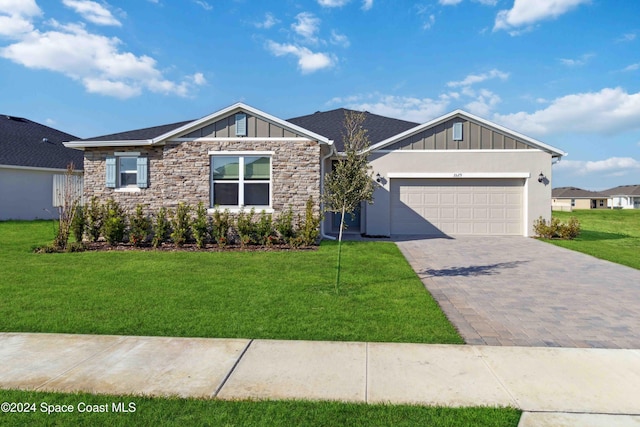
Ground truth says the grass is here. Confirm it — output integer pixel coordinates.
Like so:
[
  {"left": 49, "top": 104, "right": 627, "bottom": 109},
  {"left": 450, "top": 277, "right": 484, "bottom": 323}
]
[
  {"left": 0, "top": 390, "right": 521, "bottom": 427},
  {"left": 548, "top": 210, "right": 640, "bottom": 270},
  {"left": 0, "top": 220, "right": 462, "bottom": 344}
]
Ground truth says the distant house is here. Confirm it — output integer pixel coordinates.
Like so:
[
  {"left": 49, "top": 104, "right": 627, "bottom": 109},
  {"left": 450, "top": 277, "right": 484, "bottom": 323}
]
[
  {"left": 603, "top": 185, "right": 640, "bottom": 209},
  {"left": 552, "top": 187, "right": 609, "bottom": 211},
  {"left": 0, "top": 115, "right": 83, "bottom": 220}
]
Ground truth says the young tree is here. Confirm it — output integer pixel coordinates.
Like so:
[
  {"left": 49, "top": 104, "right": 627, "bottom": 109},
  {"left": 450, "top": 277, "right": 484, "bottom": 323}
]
[
  {"left": 322, "top": 111, "right": 376, "bottom": 292},
  {"left": 53, "top": 163, "right": 82, "bottom": 250}
]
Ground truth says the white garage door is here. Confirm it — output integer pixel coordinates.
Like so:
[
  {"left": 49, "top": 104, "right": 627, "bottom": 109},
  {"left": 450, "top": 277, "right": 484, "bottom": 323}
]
[{"left": 390, "top": 178, "right": 524, "bottom": 235}]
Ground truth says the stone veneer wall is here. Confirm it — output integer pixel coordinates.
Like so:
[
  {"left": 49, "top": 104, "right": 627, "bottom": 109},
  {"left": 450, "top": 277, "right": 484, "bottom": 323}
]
[{"left": 83, "top": 139, "right": 323, "bottom": 218}]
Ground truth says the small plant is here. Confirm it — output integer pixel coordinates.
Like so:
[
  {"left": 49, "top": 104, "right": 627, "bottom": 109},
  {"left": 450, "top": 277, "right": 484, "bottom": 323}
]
[
  {"left": 170, "top": 202, "right": 191, "bottom": 247},
  {"left": 297, "top": 197, "right": 321, "bottom": 246},
  {"left": 533, "top": 216, "right": 581, "bottom": 240},
  {"left": 101, "top": 198, "right": 126, "bottom": 245},
  {"left": 255, "top": 210, "right": 275, "bottom": 246},
  {"left": 129, "top": 205, "right": 151, "bottom": 247},
  {"left": 192, "top": 202, "right": 210, "bottom": 249},
  {"left": 152, "top": 207, "right": 170, "bottom": 248},
  {"left": 275, "top": 207, "right": 295, "bottom": 245},
  {"left": 86, "top": 196, "right": 103, "bottom": 242},
  {"left": 212, "top": 208, "right": 231, "bottom": 248},
  {"left": 71, "top": 205, "right": 86, "bottom": 243},
  {"left": 53, "top": 164, "right": 82, "bottom": 250},
  {"left": 236, "top": 208, "right": 256, "bottom": 247}
]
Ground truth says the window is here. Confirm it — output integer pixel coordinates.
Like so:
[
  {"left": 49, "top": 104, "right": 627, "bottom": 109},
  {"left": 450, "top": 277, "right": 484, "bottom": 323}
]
[
  {"left": 571, "top": 199, "right": 575, "bottom": 207},
  {"left": 599, "top": 200, "right": 604, "bottom": 207},
  {"left": 106, "top": 153, "right": 148, "bottom": 189},
  {"left": 211, "top": 155, "right": 271, "bottom": 208}
]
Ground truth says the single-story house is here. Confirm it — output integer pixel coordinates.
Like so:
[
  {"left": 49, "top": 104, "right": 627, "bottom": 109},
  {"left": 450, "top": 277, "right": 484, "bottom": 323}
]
[
  {"left": 603, "top": 185, "right": 640, "bottom": 209},
  {"left": 64, "top": 102, "right": 566, "bottom": 237},
  {"left": 551, "top": 187, "right": 609, "bottom": 211},
  {"left": 0, "top": 115, "right": 83, "bottom": 220}
]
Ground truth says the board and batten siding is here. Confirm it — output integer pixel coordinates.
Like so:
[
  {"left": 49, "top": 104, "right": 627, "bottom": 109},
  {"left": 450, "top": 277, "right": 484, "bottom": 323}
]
[
  {"left": 383, "top": 118, "right": 533, "bottom": 151},
  {"left": 181, "top": 114, "right": 304, "bottom": 139}
]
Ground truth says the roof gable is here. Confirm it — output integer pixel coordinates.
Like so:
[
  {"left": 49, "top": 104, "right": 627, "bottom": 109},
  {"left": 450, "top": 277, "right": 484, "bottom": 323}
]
[
  {"left": 0, "top": 115, "right": 83, "bottom": 170},
  {"left": 367, "top": 109, "right": 567, "bottom": 158}
]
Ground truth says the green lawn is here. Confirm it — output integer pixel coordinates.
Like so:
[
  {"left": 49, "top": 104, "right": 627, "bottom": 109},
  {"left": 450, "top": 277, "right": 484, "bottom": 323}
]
[
  {"left": 0, "top": 220, "right": 462, "bottom": 344},
  {"left": 0, "top": 390, "right": 521, "bottom": 427},
  {"left": 549, "top": 210, "right": 640, "bottom": 270}
]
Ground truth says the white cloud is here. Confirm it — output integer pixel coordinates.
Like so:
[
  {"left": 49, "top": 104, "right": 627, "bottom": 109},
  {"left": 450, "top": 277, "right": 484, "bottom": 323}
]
[
  {"left": 493, "top": 87, "right": 640, "bottom": 136},
  {"left": 559, "top": 53, "right": 594, "bottom": 67},
  {"left": 330, "top": 30, "right": 350, "bottom": 47},
  {"left": 623, "top": 63, "right": 640, "bottom": 72},
  {"left": 0, "top": 0, "right": 41, "bottom": 16},
  {"left": 45, "top": 118, "right": 56, "bottom": 125},
  {"left": 62, "top": 0, "right": 121, "bottom": 26},
  {"left": 191, "top": 72, "right": 206, "bottom": 86},
  {"left": 265, "top": 41, "right": 335, "bottom": 74},
  {"left": 554, "top": 157, "right": 640, "bottom": 175},
  {"left": 0, "top": 20, "right": 202, "bottom": 99},
  {"left": 255, "top": 12, "right": 279, "bottom": 29},
  {"left": 494, "top": 0, "right": 589, "bottom": 33},
  {"left": 193, "top": 0, "right": 212, "bottom": 11},
  {"left": 0, "top": 0, "right": 41, "bottom": 38},
  {"left": 317, "top": 0, "right": 350, "bottom": 7},
  {"left": 440, "top": 0, "right": 463, "bottom": 4},
  {"left": 422, "top": 14, "right": 436, "bottom": 30},
  {"left": 292, "top": 12, "right": 320, "bottom": 43},
  {"left": 464, "top": 89, "right": 502, "bottom": 117},
  {"left": 617, "top": 32, "right": 636, "bottom": 43},
  {"left": 475, "top": 0, "right": 498, "bottom": 5},
  {"left": 447, "top": 69, "right": 509, "bottom": 87},
  {"left": 362, "top": 0, "right": 373, "bottom": 10}
]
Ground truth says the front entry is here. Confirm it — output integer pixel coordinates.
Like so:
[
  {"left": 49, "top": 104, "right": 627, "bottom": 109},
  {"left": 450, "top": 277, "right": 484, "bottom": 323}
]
[{"left": 332, "top": 206, "right": 361, "bottom": 233}]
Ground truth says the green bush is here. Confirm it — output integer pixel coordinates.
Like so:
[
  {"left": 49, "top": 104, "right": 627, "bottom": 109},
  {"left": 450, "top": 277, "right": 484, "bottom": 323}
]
[
  {"left": 192, "top": 202, "right": 210, "bottom": 249},
  {"left": 85, "top": 196, "right": 103, "bottom": 242},
  {"left": 236, "top": 208, "right": 256, "bottom": 247},
  {"left": 275, "top": 207, "right": 295, "bottom": 245},
  {"left": 533, "top": 216, "right": 581, "bottom": 240},
  {"left": 212, "top": 208, "right": 231, "bottom": 248},
  {"left": 101, "top": 198, "right": 126, "bottom": 245},
  {"left": 152, "top": 207, "right": 170, "bottom": 248},
  {"left": 71, "top": 205, "right": 85, "bottom": 242},
  {"left": 170, "top": 203, "right": 191, "bottom": 247},
  {"left": 129, "top": 205, "right": 151, "bottom": 247},
  {"left": 255, "top": 210, "right": 275, "bottom": 246},
  {"left": 297, "top": 197, "right": 321, "bottom": 246}
]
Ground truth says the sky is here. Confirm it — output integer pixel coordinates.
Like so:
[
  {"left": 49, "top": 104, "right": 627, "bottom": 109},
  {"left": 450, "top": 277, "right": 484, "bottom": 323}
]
[{"left": 1, "top": 0, "right": 639, "bottom": 191}]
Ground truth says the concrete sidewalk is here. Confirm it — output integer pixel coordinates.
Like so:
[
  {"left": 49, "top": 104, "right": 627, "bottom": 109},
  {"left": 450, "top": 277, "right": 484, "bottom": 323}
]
[{"left": 1, "top": 333, "right": 639, "bottom": 426}]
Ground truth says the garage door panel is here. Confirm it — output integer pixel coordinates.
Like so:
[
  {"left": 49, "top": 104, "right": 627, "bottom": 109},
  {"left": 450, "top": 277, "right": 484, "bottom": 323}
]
[{"left": 390, "top": 178, "right": 523, "bottom": 235}]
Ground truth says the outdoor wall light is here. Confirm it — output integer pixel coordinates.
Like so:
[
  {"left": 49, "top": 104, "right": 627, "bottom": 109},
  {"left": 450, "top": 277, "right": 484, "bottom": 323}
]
[
  {"left": 376, "top": 173, "right": 382, "bottom": 183},
  {"left": 538, "top": 172, "right": 545, "bottom": 183}
]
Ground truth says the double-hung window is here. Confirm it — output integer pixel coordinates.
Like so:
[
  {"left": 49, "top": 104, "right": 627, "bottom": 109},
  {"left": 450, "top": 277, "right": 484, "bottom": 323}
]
[
  {"left": 106, "top": 152, "right": 148, "bottom": 190},
  {"left": 210, "top": 153, "right": 271, "bottom": 208}
]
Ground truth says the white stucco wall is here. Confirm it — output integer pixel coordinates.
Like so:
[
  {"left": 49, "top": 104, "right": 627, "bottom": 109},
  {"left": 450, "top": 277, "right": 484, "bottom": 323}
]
[
  {"left": 364, "top": 150, "right": 553, "bottom": 237},
  {"left": 0, "top": 167, "right": 61, "bottom": 220}
]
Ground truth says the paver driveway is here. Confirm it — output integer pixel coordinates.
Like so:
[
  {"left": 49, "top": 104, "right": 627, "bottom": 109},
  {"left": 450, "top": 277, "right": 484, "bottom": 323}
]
[{"left": 396, "top": 236, "right": 640, "bottom": 349}]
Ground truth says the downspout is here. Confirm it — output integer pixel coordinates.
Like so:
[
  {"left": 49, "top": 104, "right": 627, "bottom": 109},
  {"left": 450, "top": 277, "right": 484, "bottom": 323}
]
[{"left": 320, "top": 142, "right": 337, "bottom": 240}]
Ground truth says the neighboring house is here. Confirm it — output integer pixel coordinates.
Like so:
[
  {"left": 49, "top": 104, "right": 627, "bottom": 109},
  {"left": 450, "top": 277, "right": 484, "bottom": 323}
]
[
  {"left": 551, "top": 187, "right": 609, "bottom": 211},
  {"left": 64, "top": 102, "right": 566, "bottom": 237},
  {"left": 0, "top": 115, "right": 83, "bottom": 220},
  {"left": 603, "top": 184, "right": 640, "bottom": 209}
]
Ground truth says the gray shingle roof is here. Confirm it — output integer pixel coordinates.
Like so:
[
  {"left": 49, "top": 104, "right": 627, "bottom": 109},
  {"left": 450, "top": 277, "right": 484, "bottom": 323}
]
[
  {"left": 0, "top": 115, "right": 83, "bottom": 170},
  {"left": 81, "top": 120, "right": 193, "bottom": 142},
  {"left": 552, "top": 187, "right": 608, "bottom": 198},
  {"left": 287, "top": 108, "right": 419, "bottom": 152},
  {"left": 602, "top": 184, "right": 640, "bottom": 197}
]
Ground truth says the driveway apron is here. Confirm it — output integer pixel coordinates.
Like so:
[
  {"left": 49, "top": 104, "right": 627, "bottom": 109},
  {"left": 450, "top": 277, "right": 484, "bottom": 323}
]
[{"left": 396, "top": 236, "right": 640, "bottom": 348}]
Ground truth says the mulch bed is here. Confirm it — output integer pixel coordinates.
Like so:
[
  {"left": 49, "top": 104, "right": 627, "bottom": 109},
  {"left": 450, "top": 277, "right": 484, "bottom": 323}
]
[{"left": 80, "top": 241, "right": 318, "bottom": 252}]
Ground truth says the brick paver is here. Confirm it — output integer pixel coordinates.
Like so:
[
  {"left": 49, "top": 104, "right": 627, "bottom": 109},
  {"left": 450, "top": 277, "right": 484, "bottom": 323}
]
[{"left": 396, "top": 236, "right": 640, "bottom": 349}]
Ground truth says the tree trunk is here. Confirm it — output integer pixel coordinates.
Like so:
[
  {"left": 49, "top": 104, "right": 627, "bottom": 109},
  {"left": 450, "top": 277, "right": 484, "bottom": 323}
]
[{"left": 335, "top": 204, "right": 346, "bottom": 294}]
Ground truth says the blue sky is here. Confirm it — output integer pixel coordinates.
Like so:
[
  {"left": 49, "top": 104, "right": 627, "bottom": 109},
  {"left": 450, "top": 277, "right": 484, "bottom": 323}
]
[{"left": 1, "top": 0, "right": 639, "bottom": 190}]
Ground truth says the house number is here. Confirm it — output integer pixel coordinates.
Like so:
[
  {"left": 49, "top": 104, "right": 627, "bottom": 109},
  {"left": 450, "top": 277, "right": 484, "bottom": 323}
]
[{"left": 453, "top": 173, "right": 463, "bottom": 177}]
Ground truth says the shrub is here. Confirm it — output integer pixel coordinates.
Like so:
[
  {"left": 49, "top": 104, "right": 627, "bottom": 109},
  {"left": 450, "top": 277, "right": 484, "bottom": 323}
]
[
  {"left": 275, "top": 207, "right": 295, "bottom": 245},
  {"left": 152, "top": 207, "right": 170, "bottom": 248},
  {"left": 85, "top": 196, "right": 103, "bottom": 242},
  {"left": 296, "top": 197, "right": 321, "bottom": 246},
  {"left": 192, "top": 202, "right": 210, "bottom": 249},
  {"left": 170, "top": 202, "right": 191, "bottom": 247},
  {"left": 236, "top": 208, "right": 256, "bottom": 247},
  {"left": 212, "top": 208, "right": 231, "bottom": 248},
  {"left": 71, "top": 205, "right": 86, "bottom": 243},
  {"left": 101, "top": 198, "right": 126, "bottom": 245},
  {"left": 533, "top": 216, "right": 581, "bottom": 240},
  {"left": 129, "top": 205, "right": 151, "bottom": 247},
  {"left": 255, "top": 210, "right": 275, "bottom": 246}
]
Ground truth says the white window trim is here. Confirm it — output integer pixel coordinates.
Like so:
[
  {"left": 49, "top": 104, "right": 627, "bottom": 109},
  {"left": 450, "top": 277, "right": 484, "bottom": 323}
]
[
  {"left": 210, "top": 154, "right": 272, "bottom": 209},
  {"left": 115, "top": 187, "right": 141, "bottom": 193},
  {"left": 117, "top": 155, "right": 139, "bottom": 189}
]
